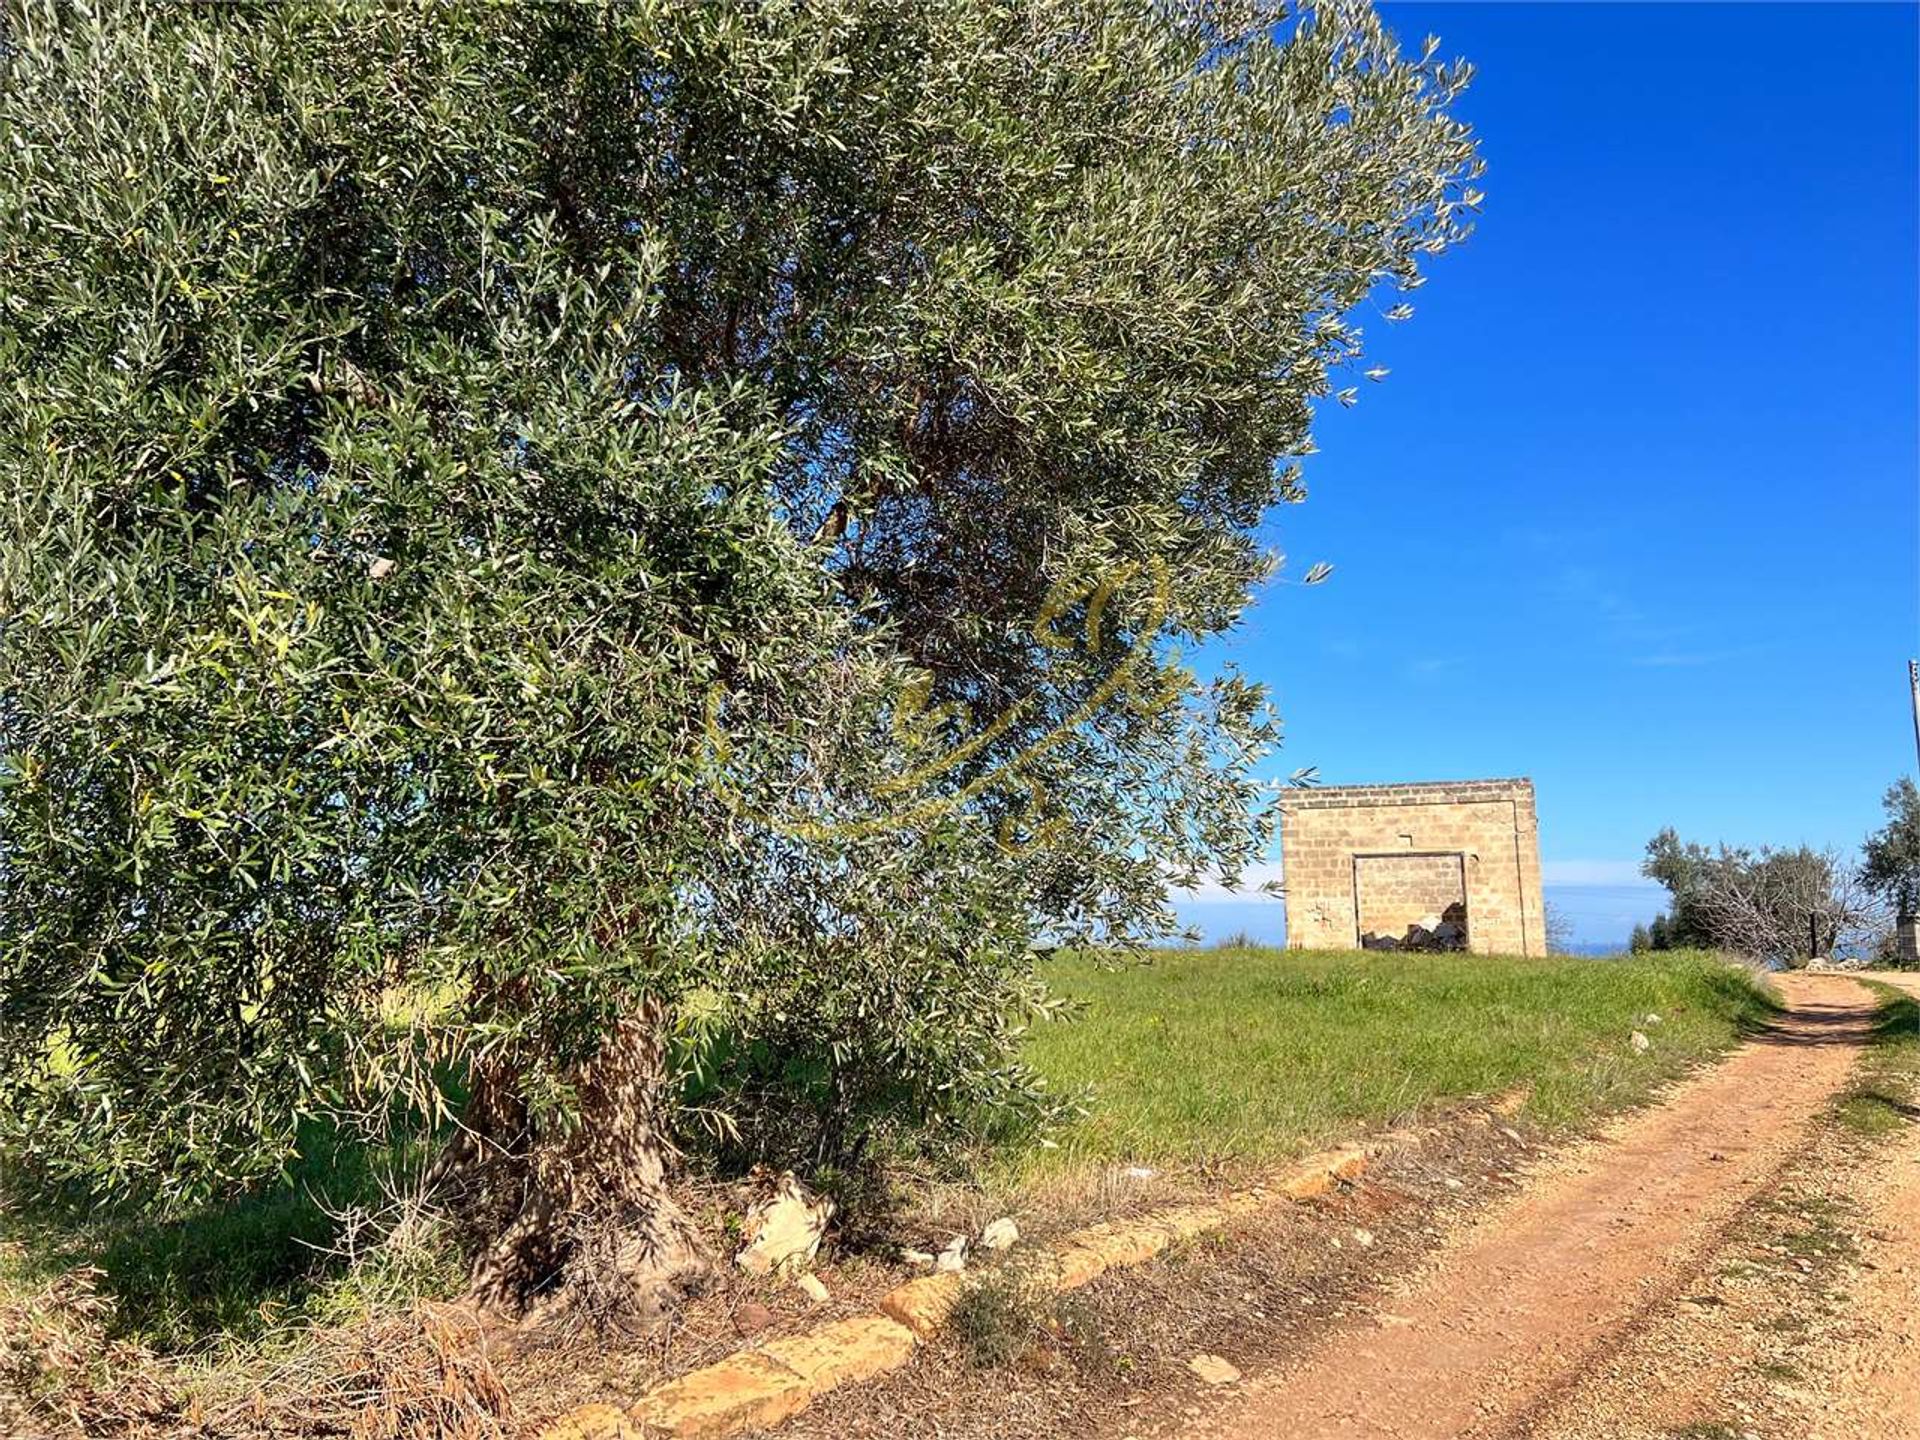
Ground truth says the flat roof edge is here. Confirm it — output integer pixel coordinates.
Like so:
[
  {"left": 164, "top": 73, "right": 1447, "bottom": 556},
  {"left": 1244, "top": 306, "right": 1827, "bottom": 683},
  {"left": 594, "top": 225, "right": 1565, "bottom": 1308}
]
[{"left": 1281, "top": 777, "right": 1535, "bottom": 809}]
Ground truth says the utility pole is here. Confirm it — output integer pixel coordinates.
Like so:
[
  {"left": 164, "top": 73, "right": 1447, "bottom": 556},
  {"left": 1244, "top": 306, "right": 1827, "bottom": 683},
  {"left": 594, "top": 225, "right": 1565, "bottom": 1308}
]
[
  {"left": 1905, "top": 661, "right": 1920, "bottom": 963},
  {"left": 1910, "top": 659, "right": 1920, "bottom": 775}
]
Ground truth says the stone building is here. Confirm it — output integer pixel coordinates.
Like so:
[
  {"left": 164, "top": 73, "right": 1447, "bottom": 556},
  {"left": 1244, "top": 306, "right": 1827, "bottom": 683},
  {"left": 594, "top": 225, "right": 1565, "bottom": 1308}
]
[{"left": 1280, "top": 778, "right": 1546, "bottom": 957}]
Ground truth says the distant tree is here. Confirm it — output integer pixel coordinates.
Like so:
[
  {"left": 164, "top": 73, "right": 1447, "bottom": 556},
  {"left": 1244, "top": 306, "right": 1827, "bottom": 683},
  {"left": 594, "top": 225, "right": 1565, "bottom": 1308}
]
[
  {"left": 0, "top": 1, "right": 1481, "bottom": 1319},
  {"left": 1543, "top": 900, "right": 1573, "bottom": 954},
  {"left": 1642, "top": 829, "right": 1883, "bottom": 965},
  {"left": 1628, "top": 923, "right": 1652, "bottom": 955},
  {"left": 1647, "top": 913, "right": 1673, "bottom": 951},
  {"left": 1641, "top": 830, "right": 1718, "bottom": 947},
  {"left": 1862, "top": 778, "right": 1920, "bottom": 917}
]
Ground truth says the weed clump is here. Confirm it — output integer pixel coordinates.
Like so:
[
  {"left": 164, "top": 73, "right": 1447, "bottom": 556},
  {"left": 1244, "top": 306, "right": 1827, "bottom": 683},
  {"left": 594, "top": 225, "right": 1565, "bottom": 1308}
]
[
  {"left": 949, "top": 1262, "right": 1110, "bottom": 1374},
  {"left": 950, "top": 1264, "right": 1055, "bottom": 1368}
]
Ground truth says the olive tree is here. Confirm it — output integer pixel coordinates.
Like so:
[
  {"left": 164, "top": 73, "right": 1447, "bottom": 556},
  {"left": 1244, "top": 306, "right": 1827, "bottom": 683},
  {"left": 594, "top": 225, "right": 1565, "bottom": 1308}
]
[
  {"left": 1863, "top": 778, "right": 1920, "bottom": 917},
  {"left": 1643, "top": 829, "right": 1884, "bottom": 965},
  {"left": 0, "top": 0, "right": 1479, "bottom": 1317}
]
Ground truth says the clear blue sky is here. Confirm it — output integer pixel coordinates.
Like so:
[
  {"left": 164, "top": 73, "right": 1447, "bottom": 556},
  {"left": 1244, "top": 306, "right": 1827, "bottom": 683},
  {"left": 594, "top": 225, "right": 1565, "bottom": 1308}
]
[{"left": 1176, "top": 2, "right": 1919, "bottom": 948}]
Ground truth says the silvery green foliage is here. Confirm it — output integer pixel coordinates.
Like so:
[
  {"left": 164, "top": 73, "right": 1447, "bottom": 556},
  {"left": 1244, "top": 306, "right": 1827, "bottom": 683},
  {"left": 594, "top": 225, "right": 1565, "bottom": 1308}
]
[
  {"left": 0, "top": 0, "right": 1478, "bottom": 1204},
  {"left": 1862, "top": 778, "right": 1920, "bottom": 916},
  {"left": 1644, "top": 830, "right": 1885, "bottom": 966}
]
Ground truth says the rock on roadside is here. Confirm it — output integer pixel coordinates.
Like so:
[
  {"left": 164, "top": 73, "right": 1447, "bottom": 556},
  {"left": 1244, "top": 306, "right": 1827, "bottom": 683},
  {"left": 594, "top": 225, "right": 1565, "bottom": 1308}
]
[
  {"left": 736, "top": 1173, "right": 833, "bottom": 1277},
  {"left": 1188, "top": 1354, "right": 1242, "bottom": 1385},
  {"left": 981, "top": 1218, "right": 1019, "bottom": 1251}
]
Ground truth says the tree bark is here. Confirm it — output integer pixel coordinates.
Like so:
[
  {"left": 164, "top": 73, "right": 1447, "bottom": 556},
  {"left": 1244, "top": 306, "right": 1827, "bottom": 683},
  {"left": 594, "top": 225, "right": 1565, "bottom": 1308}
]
[{"left": 455, "top": 1000, "right": 710, "bottom": 1325}]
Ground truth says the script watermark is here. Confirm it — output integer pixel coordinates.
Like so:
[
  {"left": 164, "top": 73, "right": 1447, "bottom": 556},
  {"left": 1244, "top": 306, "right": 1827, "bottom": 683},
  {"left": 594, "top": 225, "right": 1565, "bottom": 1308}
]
[{"left": 705, "top": 557, "right": 1182, "bottom": 851}]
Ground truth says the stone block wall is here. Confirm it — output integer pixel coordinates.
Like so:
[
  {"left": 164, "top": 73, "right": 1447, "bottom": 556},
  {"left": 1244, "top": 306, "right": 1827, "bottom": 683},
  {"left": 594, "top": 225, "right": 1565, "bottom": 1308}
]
[
  {"left": 1352, "top": 852, "right": 1467, "bottom": 944},
  {"left": 1280, "top": 779, "right": 1546, "bottom": 957}
]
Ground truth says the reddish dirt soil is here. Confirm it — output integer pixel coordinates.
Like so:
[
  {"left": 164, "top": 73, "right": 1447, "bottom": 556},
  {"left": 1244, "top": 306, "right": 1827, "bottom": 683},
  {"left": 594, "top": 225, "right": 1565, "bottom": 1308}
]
[
  {"left": 627, "top": 971, "right": 1918, "bottom": 1440},
  {"left": 766, "top": 1097, "right": 1551, "bottom": 1440},
  {"left": 1509, "top": 975, "right": 1920, "bottom": 1440},
  {"left": 1816, "top": 973, "right": 1920, "bottom": 1440},
  {"left": 1143, "top": 973, "right": 1902, "bottom": 1440}
]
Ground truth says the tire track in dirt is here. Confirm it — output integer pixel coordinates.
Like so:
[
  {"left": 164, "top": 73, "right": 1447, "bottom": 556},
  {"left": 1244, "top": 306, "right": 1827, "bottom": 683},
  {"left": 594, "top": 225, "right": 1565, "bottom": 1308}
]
[
  {"left": 1818, "top": 972, "right": 1920, "bottom": 1440},
  {"left": 1511, "top": 970, "right": 1920, "bottom": 1440},
  {"left": 1165, "top": 974, "right": 1877, "bottom": 1440}
]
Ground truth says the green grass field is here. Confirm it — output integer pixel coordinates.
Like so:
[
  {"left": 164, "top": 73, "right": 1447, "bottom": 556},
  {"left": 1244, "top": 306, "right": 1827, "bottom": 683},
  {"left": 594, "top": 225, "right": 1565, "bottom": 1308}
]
[{"left": 1021, "top": 946, "right": 1778, "bottom": 1173}]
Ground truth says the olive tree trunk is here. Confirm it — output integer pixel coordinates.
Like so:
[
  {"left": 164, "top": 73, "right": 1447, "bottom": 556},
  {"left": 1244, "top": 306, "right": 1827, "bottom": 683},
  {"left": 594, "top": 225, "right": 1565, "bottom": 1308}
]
[{"left": 453, "top": 1001, "right": 709, "bottom": 1324}]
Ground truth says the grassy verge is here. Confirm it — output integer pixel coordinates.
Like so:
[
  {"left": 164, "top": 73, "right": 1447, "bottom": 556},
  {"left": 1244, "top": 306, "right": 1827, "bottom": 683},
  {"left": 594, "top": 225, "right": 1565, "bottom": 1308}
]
[
  {"left": 1834, "top": 981, "right": 1920, "bottom": 1137},
  {"left": 0, "top": 1135, "right": 469, "bottom": 1435},
  {"left": 1019, "top": 946, "right": 1777, "bottom": 1175},
  {"left": 0, "top": 1131, "right": 461, "bottom": 1354}
]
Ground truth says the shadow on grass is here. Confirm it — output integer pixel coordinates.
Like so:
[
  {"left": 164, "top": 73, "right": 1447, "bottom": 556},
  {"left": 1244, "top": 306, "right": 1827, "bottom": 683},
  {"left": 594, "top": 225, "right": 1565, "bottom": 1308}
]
[
  {"left": 1834, "top": 984, "right": 1920, "bottom": 1138},
  {"left": 1868, "top": 985, "right": 1920, "bottom": 1045},
  {"left": 1716, "top": 963, "right": 1788, "bottom": 1035},
  {"left": 1836, "top": 1088, "right": 1920, "bottom": 1135},
  {"left": 2, "top": 1124, "right": 445, "bottom": 1351}
]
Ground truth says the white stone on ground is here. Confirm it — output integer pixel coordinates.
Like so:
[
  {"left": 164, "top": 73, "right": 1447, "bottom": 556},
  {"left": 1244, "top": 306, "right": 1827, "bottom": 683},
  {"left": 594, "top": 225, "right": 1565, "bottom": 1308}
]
[
  {"left": 735, "top": 1173, "right": 833, "bottom": 1276},
  {"left": 1188, "top": 1354, "right": 1242, "bottom": 1385},
  {"left": 981, "top": 1217, "right": 1019, "bottom": 1250}
]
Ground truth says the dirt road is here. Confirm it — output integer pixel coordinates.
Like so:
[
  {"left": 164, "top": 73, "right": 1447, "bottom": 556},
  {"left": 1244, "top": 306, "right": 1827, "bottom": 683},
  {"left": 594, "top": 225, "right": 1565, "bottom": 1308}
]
[
  {"left": 1817, "top": 974, "right": 1920, "bottom": 1439},
  {"left": 1166, "top": 973, "right": 1917, "bottom": 1440}
]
